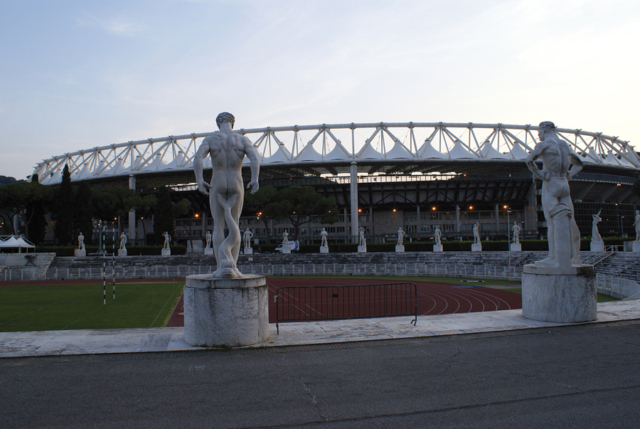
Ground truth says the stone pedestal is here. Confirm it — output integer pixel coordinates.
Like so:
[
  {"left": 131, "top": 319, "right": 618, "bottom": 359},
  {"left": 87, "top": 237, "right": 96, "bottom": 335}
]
[
  {"left": 358, "top": 245, "right": 367, "bottom": 253},
  {"left": 433, "top": 244, "right": 443, "bottom": 252},
  {"left": 74, "top": 249, "right": 86, "bottom": 257},
  {"left": 244, "top": 248, "right": 253, "bottom": 255},
  {"left": 471, "top": 243, "right": 482, "bottom": 252},
  {"left": 522, "top": 265, "right": 596, "bottom": 323},
  {"left": 161, "top": 248, "right": 171, "bottom": 256},
  {"left": 510, "top": 243, "right": 522, "bottom": 251},
  {"left": 282, "top": 247, "right": 291, "bottom": 254},
  {"left": 633, "top": 242, "right": 640, "bottom": 253},
  {"left": 118, "top": 249, "right": 127, "bottom": 257},
  {"left": 204, "top": 248, "right": 213, "bottom": 255},
  {"left": 320, "top": 246, "right": 329, "bottom": 254},
  {"left": 590, "top": 241, "right": 604, "bottom": 252},
  {"left": 184, "top": 275, "right": 269, "bottom": 347},
  {"left": 395, "top": 245, "right": 404, "bottom": 253}
]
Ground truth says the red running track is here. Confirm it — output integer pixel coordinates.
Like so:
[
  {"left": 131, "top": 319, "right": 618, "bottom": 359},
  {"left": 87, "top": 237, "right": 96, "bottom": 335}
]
[{"left": 166, "top": 278, "right": 521, "bottom": 326}]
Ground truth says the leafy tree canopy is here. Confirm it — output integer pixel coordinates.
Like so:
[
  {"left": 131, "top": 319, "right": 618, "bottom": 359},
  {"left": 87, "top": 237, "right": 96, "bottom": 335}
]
[{"left": 247, "top": 185, "right": 338, "bottom": 239}]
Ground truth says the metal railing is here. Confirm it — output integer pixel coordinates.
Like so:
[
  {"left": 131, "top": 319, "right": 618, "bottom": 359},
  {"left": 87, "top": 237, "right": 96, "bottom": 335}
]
[
  {"left": 596, "top": 273, "right": 640, "bottom": 300},
  {"left": 275, "top": 282, "right": 417, "bottom": 334},
  {"left": 0, "top": 263, "right": 524, "bottom": 282}
]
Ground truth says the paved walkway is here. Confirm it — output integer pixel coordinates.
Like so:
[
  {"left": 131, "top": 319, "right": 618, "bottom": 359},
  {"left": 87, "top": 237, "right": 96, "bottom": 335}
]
[{"left": 1, "top": 300, "right": 638, "bottom": 358}]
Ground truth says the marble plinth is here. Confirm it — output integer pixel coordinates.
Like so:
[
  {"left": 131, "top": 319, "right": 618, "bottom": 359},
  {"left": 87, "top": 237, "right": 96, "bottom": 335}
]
[
  {"left": 471, "top": 243, "right": 482, "bottom": 252},
  {"left": 244, "top": 248, "right": 253, "bottom": 255},
  {"left": 320, "top": 246, "right": 329, "bottom": 254},
  {"left": 184, "top": 275, "right": 269, "bottom": 347},
  {"left": 510, "top": 243, "right": 522, "bottom": 252},
  {"left": 590, "top": 241, "right": 604, "bottom": 252},
  {"left": 204, "top": 248, "right": 213, "bottom": 255},
  {"left": 282, "top": 248, "right": 291, "bottom": 254},
  {"left": 633, "top": 242, "right": 640, "bottom": 253},
  {"left": 74, "top": 249, "right": 86, "bottom": 257},
  {"left": 522, "top": 267, "right": 596, "bottom": 323},
  {"left": 161, "top": 249, "right": 171, "bottom": 256},
  {"left": 118, "top": 249, "right": 127, "bottom": 257},
  {"left": 358, "top": 245, "right": 367, "bottom": 253},
  {"left": 433, "top": 244, "right": 443, "bottom": 252},
  {"left": 395, "top": 245, "right": 404, "bottom": 253}
]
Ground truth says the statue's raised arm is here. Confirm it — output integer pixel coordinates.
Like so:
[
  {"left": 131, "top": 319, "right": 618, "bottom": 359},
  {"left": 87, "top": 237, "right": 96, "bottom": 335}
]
[{"left": 243, "top": 135, "right": 260, "bottom": 194}]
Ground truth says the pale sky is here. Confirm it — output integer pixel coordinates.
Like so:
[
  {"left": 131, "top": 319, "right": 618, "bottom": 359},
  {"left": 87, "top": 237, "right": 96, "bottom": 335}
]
[{"left": 1, "top": 0, "right": 639, "bottom": 180}]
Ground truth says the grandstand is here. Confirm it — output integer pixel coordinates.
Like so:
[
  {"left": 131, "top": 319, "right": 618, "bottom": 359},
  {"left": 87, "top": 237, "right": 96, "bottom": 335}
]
[{"left": 32, "top": 122, "right": 640, "bottom": 245}]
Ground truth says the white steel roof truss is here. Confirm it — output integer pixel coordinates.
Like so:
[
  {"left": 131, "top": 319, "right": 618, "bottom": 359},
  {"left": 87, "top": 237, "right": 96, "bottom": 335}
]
[
  {"left": 442, "top": 127, "right": 479, "bottom": 157},
  {"left": 356, "top": 127, "right": 382, "bottom": 158},
  {"left": 382, "top": 127, "right": 413, "bottom": 155}
]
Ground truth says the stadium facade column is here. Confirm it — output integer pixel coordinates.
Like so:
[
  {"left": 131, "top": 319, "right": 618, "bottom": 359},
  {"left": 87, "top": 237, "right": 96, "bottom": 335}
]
[
  {"left": 455, "top": 205, "right": 460, "bottom": 235},
  {"left": 494, "top": 204, "right": 499, "bottom": 236},
  {"left": 202, "top": 211, "right": 207, "bottom": 238},
  {"left": 350, "top": 161, "right": 358, "bottom": 243},
  {"left": 128, "top": 174, "right": 136, "bottom": 244}
]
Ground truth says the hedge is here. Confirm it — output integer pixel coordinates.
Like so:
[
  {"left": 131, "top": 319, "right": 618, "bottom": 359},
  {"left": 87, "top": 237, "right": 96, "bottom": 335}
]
[{"left": 37, "top": 245, "right": 187, "bottom": 256}]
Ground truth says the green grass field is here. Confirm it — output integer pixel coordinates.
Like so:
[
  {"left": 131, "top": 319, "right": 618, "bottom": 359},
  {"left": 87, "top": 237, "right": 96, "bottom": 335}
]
[{"left": 0, "top": 282, "right": 184, "bottom": 332}]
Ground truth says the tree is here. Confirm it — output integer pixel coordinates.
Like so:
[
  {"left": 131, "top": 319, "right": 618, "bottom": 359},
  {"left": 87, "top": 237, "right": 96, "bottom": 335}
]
[
  {"left": 134, "top": 194, "right": 157, "bottom": 244},
  {"left": 74, "top": 182, "right": 94, "bottom": 244},
  {"left": 0, "top": 175, "right": 53, "bottom": 240},
  {"left": 154, "top": 187, "right": 174, "bottom": 244},
  {"left": 151, "top": 187, "right": 191, "bottom": 245},
  {"left": 91, "top": 187, "right": 138, "bottom": 220},
  {"left": 25, "top": 174, "right": 48, "bottom": 244},
  {"left": 243, "top": 185, "right": 278, "bottom": 243},
  {"left": 53, "top": 165, "right": 74, "bottom": 245},
  {"left": 259, "top": 186, "right": 339, "bottom": 240}
]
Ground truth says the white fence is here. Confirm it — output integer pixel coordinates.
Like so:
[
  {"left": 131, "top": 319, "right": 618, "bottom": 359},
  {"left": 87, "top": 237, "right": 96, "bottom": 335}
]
[
  {"left": 0, "top": 263, "right": 522, "bottom": 282},
  {"left": 2, "top": 264, "right": 639, "bottom": 300},
  {"left": 596, "top": 273, "right": 640, "bottom": 300}
]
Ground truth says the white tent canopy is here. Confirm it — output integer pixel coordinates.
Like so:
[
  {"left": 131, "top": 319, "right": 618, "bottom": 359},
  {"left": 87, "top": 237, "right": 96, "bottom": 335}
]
[{"left": 0, "top": 235, "right": 36, "bottom": 252}]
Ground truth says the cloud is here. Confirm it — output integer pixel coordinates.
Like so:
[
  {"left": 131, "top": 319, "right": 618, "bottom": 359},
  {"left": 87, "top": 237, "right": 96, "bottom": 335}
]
[{"left": 75, "top": 12, "right": 144, "bottom": 37}]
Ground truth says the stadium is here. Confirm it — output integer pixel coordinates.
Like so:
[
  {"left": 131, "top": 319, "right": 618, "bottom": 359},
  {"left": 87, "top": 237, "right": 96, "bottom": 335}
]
[{"left": 32, "top": 121, "right": 640, "bottom": 246}]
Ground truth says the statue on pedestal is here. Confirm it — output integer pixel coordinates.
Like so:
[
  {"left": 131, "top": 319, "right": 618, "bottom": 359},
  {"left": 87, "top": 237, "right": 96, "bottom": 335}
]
[
  {"left": 205, "top": 231, "right": 212, "bottom": 249},
  {"left": 358, "top": 227, "right": 366, "bottom": 247},
  {"left": 591, "top": 210, "right": 603, "bottom": 243},
  {"left": 162, "top": 232, "right": 171, "bottom": 250},
  {"left": 194, "top": 112, "right": 260, "bottom": 278},
  {"left": 525, "top": 121, "right": 583, "bottom": 270},
  {"left": 119, "top": 232, "right": 127, "bottom": 250},
  {"left": 282, "top": 231, "right": 289, "bottom": 247},
  {"left": 512, "top": 222, "right": 521, "bottom": 244},
  {"left": 397, "top": 228, "right": 405, "bottom": 246},
  {"left": 434, "top": 227, "right": 441, "bottom": 245},
  {"left": 243, "top": 229, "right": 253, "bottom": 254},
  {"left": 473, "top": 223, "right": 481, "bottom": 245},
  {"left": 78, "top": 233, "right": 85, "bottom": 251},
  {"left": 634, "top": 210, "right": 640, "bottom": 242},
  {"left": 320, "top": 228, "right": 328, "bottom": 248}
]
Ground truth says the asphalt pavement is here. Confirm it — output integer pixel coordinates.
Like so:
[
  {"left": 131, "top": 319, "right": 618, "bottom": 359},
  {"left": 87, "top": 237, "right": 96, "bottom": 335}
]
[{"left": 1, "top": 320, "right": 639, "bottom": 428}]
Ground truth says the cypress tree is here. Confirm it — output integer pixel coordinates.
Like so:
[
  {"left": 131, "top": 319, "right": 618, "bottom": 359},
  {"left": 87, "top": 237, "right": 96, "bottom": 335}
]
[
  {"left": 25, "top": 174, "right": 47, "bottom": 245},
  {"left": 53, "top": 165, "right": 74, "bottom": 245},
  {"left": 74, "top": 181, "right": 94, "bottom": 245},
  {"left": 153, "top": 186, "right": 175, "bottom": 245}
]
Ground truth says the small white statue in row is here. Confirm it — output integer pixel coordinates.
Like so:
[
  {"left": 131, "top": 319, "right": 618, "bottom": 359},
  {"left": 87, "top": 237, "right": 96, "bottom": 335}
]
[
  {"left": 162, "top": 231, "right": 172, "bottom": 256},
  {"left": 472, "top": 222, "right": 482, "bottom": 251},
  {"left": 204, "top": 230, "right": 214, "bottom": 255},
  {"left": 433, "top": 227, "right": 442, "bottom": 252},
  {"left": 281, "top": 231, "right": 290, "bottom": 254},
  {"left": 320, "top": 228, "right": 329, "bottom": 253},
  {"left": 590, "top": 210, "right": 604, "bottom": 252},
  {"left": 512, "top": 222, "right": 521, "bottom": 244},
  {"left": 634, "top": 210, "right": 640, "bottom": 242},
  {"left": 510, "top": 221, "right": 522, "bottom": 251},
  {"left": 76, "top": 232, "right": 86, "bottom": 257},
  {"left": 396, "top": 227, "right": 405, "bottom": 253},
  {"left": 243, "top": 229, "right": 253, "bottom": 255},
  {"left": 358, "top": 227, "right": 366, "bottom": 253},
  {"left": 118, "top": 231, "right": 128, "bottom": 256}
]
